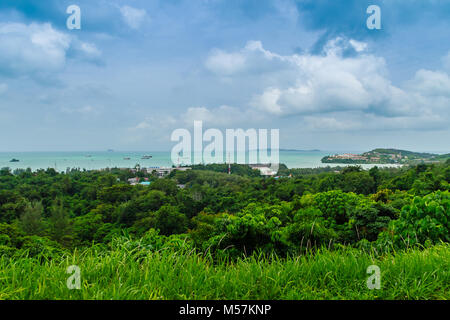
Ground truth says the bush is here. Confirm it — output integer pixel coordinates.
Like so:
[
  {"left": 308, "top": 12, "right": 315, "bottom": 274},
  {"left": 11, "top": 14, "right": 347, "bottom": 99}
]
[
  {"left": 379, "top": 191, "right": 449, "bottom": 248},
  {"left": 19, "top": 236, "right": 66, "bottom": 261}
]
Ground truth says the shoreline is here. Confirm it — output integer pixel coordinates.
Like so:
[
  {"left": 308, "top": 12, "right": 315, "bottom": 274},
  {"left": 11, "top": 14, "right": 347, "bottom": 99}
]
[
  {"left": 3, "top": 162, "right": 405, "bottom": 173},
  {"left": 0, "top": 150, "right": 421, "bottom": 172}
]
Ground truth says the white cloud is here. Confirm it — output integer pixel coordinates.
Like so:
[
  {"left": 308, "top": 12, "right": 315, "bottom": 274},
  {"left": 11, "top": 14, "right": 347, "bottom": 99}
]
[
  {"left": 120, "top": 6, "right": 148, "bottom": 30},
  {"left": 303, "top": 112, "right": 447, "bottom": 132},
  {"left": 79, "top": 42, "right": 102, "bottom": 59},
  {"left": 0, "top": 22, "right": 102, "bottom": 79},
  {"left": 119, "top": 39, "right": 450, "bottom": 146},
  {"left": 322, "top": 37, "right": 367, "bottom": 56},
  {"left": 205, "top": 40, "right": 289, "bottom": 76},
  {"left": 205, "top": 38, "right": 450, "bottom": 132},
  {"left": 349, "top": 39, "right": 368, "bottom": 53},
  {"left": 250, "top": 88, "right": 283, "bottom": 115},
  {"left": 135, "top": 121, "right": 151, "bottom": 130},
  {"left": 0, "top": 23, "right": 70, "bottom": 77},
  {"left": 69, "top": 40, "right": 103, "bottom": 64},
  {"left": 406, "top": 69, "right": 450, "bottom": 98},
  {"left": 250, "top": 50, "right": 393, "bottom": 116},
  {"left": 205, "top": 50, "right": 246, "bottom": 76}
]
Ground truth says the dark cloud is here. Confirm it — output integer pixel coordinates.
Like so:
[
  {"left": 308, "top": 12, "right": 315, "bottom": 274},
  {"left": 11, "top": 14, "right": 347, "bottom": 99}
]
[
  {"left": 0, "top": 0, "right": 69, "bottom": 27},
  {"left": 295, "top": 0, "right": 450, "bottom": 53},
  {"left": 296, "top": 0, "right": 383, "bottom": 35},
  {"left": 0, "top": 0, "right": 125, "bottom": 34}
]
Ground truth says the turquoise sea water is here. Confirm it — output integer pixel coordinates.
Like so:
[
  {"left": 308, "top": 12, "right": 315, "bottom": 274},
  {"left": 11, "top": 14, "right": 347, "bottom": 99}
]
[{"left": 0, "top": 151, "right": 403, "bottom": 171}]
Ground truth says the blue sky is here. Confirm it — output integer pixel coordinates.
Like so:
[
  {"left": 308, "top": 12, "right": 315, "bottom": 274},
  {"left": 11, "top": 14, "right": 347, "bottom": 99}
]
[{"left": 0, "top": 0, "right": 449, "bottom": 152}]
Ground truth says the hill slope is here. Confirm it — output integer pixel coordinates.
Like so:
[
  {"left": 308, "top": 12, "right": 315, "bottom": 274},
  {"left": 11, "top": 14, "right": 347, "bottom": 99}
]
[{"left": 322, "top": 148, "right": 450, "bottom": 164}]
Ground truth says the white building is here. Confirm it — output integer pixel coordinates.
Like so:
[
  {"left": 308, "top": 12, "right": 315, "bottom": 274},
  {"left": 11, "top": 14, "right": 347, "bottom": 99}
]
[
  {"left": 249, "top": 164, "right": 277, "bottom": 177},
  {"left": 148, "top": 167, "right": 192, "bottom": 178}
]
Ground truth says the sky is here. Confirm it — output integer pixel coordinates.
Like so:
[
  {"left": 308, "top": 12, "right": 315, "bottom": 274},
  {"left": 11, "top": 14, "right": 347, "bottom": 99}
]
[{"left": 0, "top": 0, "right": 449, "bottom": 152}]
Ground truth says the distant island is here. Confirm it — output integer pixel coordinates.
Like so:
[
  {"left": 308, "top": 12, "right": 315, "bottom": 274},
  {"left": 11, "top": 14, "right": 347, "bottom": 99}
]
[{"left": 322, "top": 148, "right": 450, "bottom": 165}]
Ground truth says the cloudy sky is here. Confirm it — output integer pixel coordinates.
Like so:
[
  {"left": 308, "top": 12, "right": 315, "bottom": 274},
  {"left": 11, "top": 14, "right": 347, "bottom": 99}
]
[{"left": 0, "top": 0, "right": 449, "bottom": 152}]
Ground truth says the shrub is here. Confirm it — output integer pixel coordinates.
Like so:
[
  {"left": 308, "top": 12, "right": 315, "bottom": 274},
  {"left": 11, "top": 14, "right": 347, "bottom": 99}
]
[{"left": 379, "top": 191, "right": 449, "bottom": 248}]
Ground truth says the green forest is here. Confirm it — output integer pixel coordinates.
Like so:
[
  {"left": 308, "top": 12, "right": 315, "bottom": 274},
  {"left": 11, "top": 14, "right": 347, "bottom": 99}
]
[{"left": 0, "top": 161, "right": 449, "bottom": 300}]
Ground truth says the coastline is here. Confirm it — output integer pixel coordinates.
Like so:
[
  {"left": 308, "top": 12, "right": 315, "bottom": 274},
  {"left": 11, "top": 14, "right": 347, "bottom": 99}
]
[{"left": 0, "top": 151, "right": 404, "bottom": 172}]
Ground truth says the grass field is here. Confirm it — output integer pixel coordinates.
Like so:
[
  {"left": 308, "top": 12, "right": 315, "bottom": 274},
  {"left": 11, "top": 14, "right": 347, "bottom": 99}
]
[{"left": 0, "top": 240, "right": 448, "bottom": 300}]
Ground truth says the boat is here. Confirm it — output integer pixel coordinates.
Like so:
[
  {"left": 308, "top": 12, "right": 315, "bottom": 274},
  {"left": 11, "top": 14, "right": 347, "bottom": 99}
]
[
  {"left": 141, "top": 155, "right": 152, "bottom": 159},
  {"left": 9, "top": 159, "right": 20, "bottom": 162},
  {"left": 124, "top": 157, "right": 131, "bottom": 160}
]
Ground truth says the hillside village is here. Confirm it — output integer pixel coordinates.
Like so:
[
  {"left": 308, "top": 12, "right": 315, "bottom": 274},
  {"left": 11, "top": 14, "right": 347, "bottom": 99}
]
[{"left": 322, "top": 149, "right": 450, "bottom": 165}]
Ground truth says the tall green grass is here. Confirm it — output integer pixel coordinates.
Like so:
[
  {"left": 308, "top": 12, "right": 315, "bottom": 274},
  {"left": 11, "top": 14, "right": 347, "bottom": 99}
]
[{"left": 0, "top": 240, "right": 448, "bottom": 300}]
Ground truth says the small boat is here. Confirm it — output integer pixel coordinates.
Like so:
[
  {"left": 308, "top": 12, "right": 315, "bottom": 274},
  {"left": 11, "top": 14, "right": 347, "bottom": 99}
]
[
  {"left": 9, "top": 158, "right": 20, "bottom": 162},
  {"left": 124, "top": 157, "right": 131, "bottom": 160},
  {"left": 141, "top": 155, "right": 152, "bottom": 159}
]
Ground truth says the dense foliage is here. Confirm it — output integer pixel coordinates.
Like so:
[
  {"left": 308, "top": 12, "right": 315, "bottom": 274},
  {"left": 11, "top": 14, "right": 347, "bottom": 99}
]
[
  {"left": 0, "top": 162, "right": 448, "bottom": 259},
  {"left": 0, "top": 162, "right": 449, "bottom": 299}
]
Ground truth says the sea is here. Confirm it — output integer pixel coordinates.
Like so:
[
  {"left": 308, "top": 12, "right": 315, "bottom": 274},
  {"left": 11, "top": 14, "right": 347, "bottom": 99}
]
[{"left": 0, "top": 151, "right": 403, "bottom": 171}]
